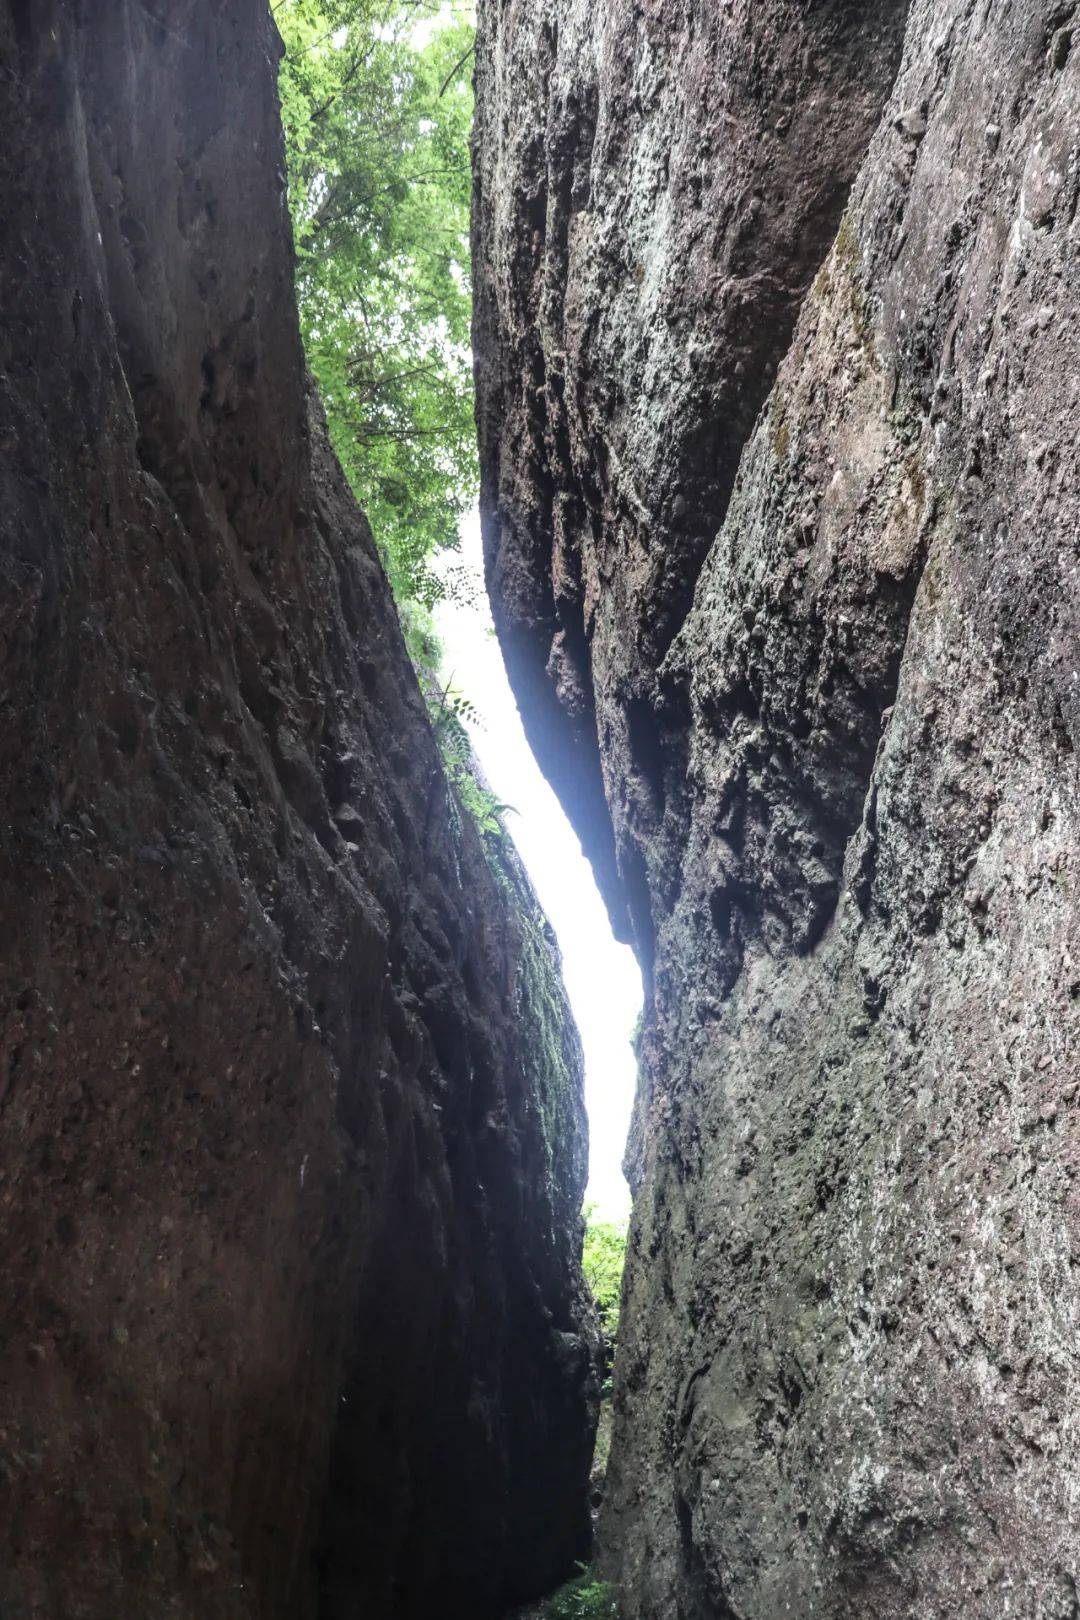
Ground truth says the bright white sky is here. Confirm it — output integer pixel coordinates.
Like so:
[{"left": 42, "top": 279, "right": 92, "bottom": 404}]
[{"left": 436, "top": 514, "right": 641, "bottom": 1218}]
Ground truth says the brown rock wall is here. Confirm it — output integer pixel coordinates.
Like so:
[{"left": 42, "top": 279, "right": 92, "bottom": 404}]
[{"left": 0, "top": 5, "right": 596, "bottom": 1617}]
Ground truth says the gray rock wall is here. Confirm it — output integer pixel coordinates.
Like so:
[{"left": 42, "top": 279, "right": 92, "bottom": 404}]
[
  {"left": 474, "top": 0, "right": 1080, "bottom": 1613},
  {"left": 0, "top": 4, "right": 596, "bottom": 1617}
]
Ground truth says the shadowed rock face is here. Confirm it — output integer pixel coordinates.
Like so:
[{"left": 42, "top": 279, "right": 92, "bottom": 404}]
[
  {"left": 473, "top": 0, "right": 911, "bottom": 955},
  {"left": 0, "top": 4, "right": 597, "bottom": 1617},
  {"left": 475, "top": 0, "right": 1080, "bottom": 1614}
]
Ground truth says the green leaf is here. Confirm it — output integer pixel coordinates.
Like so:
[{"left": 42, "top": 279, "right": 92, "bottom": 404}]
[
  {"left": 278, "top": 0, "right": 478, "bottom": 672},
  {"left": 582, "top": 1205, "right": 629, "bottom": 1345}
]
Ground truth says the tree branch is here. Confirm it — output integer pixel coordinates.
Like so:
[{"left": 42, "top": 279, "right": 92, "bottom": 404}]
[{"left": 439, "top": 42, "right": 475, "bottom": 98}]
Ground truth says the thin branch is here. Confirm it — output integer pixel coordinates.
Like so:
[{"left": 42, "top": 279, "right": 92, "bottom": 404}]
[
  {"left": 349, "top": 359, "right": 446, "bottom": 390},
  {"left": 355, "top": 426, "right": 448, "bottom": 442},
  {"left": 309, "top": 49, "right": 366, "bottom": 121},
  {"left": 307, "top": 167, "right": 466, "bottom": 239},
  {"left": 438, "top": 41, "right": 475, "bottom": 97}
]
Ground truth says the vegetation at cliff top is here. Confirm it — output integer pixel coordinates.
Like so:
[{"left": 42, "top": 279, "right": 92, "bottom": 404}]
[
  {"left": 279, "top": 0, "right": 512, "bottom": 840},
  {"left": 582, "top": 1205, "right": 628, "bottom": 1346},
  {"left": 277, "top": 0, "right": 477, "bottom": 667}
]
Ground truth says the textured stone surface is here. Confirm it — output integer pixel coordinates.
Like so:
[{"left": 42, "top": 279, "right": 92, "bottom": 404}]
[
  {"left": 475, "top": 0, "right": 1080, "bottom": 1613},
  {"left": 0, "top": 4, "right": 596, "bottom": 1617},
  {"left": 473, "top": 0, "right": 910, "bottom": 952}
]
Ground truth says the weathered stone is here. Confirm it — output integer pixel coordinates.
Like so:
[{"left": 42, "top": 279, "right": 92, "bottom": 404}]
[
  {"left": 475, "top": 0, "right": 1080, "bottom": 1613},
  {"left": 0, "top": 4, "right": 596, "bottom": 1617},
  {"left": 474, "top": 0, "right": 911, "bottom": 956}
]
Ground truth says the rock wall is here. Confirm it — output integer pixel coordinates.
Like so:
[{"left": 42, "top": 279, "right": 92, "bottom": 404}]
[
  {"left": 0, "top": 4, "right": 596, "bottom": 1618},
  {"left": 474, "top": 0, "right": 1080, "bottom": 1614}
]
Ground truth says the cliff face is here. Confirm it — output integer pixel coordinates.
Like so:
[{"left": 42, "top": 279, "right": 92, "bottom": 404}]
[
  {"left": 473, "top": 0, "right": 911, "bottom": 953},
  {"left": 475, "top": 1, "right": 1080, "bottom": 1615},
  {"left": 0, "top": 5, "right": 596, "bottom": 1618}
]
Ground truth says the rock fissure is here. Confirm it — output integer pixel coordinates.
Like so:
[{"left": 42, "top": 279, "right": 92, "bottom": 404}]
[{"left": 4, "top": 0, "right": 1080, "bottom": 1612}]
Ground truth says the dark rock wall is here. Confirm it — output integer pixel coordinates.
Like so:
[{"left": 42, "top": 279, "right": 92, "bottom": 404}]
[
  {"left": 473, "top": 0, "right": 911, "bottom": 952},
  {"left": 475, "top": 0, "right": 1080, "bottom": 1614},
  {"left": 0, "top": 5, "right": 596, "bottom": 1618}
]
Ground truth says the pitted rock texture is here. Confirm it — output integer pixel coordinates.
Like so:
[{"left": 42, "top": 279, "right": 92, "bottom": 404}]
[
  {"left": 473, "top": 0, "right": 910, "bottom": 953},
  {"left": 0, "top": 4, "right": 596, "bottom": 1618},
  {"left": 475, "top": 0, "right": 1080, "bottom": 1614}
]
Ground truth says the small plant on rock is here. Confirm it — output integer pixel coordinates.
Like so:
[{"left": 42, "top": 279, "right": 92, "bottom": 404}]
[
  {"left": 427, "top": 677, "right": 513, "bottom": 841},
  {"left": 537, "top": 1571, "right": 619, "bottom": 1618}
]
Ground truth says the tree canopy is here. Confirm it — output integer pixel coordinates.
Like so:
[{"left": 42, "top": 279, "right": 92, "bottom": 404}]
[
  {"left": 277, "top": 0, "right": 477, "bottom": 654},
  {"left": 583, "top": 1206, "right": 629, "bottom": 1347}
]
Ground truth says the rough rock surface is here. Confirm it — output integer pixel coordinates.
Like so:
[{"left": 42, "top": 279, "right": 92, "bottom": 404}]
[
  {"left": 473, "top": 0, "right": 911, "bottom": 952},
  {"left": 475, "top": 0, "right": 1080, "bottom": 1614},
  {"left": 0, "top": 4, "right": 596, "bottom": 1617}
]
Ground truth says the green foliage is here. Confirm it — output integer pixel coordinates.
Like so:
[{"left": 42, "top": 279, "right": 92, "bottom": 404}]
[
  {"left": 582, "top": 1206, "right": 628, "bottom": 1346},
  {"left": 536, "top": 1573, "right": 620, "bottom": 1619},
  {"left": 277, "top": 0, "right": 477, "bottom": 630},
  {"left": 428, "top": 678, "right": 512, "bottom": 842},
  {"left": 279, "top": 4, "right": 511, "bottom": 840}
]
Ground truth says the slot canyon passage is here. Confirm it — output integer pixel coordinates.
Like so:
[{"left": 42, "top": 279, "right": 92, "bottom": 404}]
[{"left": 1, "top": 3, "right": 1079, "bottom": 1620}]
